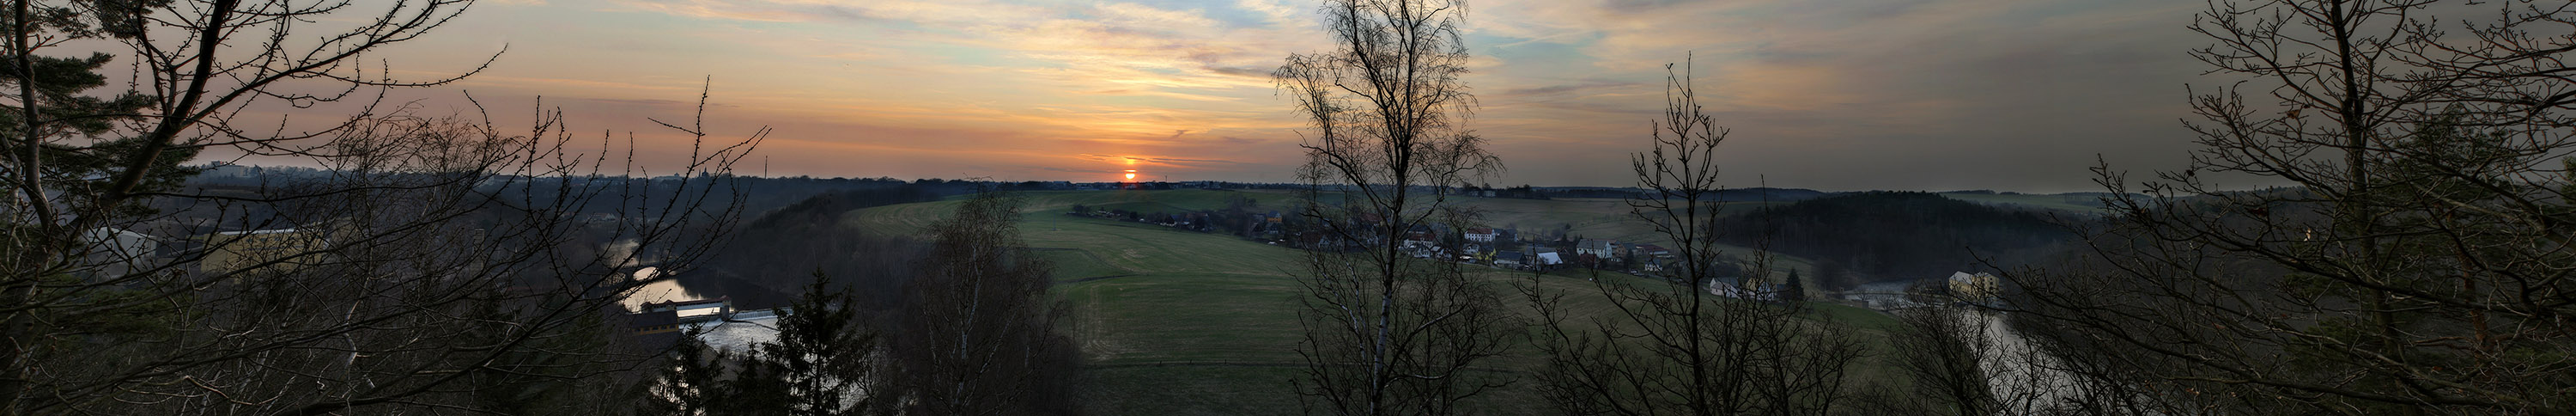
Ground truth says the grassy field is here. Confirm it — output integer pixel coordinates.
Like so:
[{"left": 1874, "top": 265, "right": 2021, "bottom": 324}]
[{"left": 846, "top": 190, "right": 1899, "bottom": 414}]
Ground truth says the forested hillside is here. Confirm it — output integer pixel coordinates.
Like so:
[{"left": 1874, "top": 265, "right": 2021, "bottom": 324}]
[
  {"left": 690, "top": 187, "right": 944, "bottom": 309},
  {"left": 1720, "top": 192, "right": 2075, "bottom": 288}
]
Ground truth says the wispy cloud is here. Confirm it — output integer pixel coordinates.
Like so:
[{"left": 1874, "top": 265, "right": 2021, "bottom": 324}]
[
  {"left": 1498, "top": 80, "right": 1640, "bottom": 98},
  {"left": 399, "top": 0, "right": 2233, "bottom": 191}
]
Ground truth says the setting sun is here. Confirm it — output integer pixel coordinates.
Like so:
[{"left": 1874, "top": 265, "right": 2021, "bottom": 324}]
[{"left": 1124, "top": 170, "right": 1137, "bottom": 180}]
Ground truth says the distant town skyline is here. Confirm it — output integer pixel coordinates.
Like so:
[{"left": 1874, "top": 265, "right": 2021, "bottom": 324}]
[{"left": 189, "top": 0, "right": 2239, "bottom": 193}]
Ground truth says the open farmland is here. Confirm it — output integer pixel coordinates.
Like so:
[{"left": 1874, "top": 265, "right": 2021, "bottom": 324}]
[{"left": 847, "top": 189, "right": 1899, "bottom": 415}]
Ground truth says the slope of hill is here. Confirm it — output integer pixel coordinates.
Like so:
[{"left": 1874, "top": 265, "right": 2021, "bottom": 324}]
[
  {"left": 1936, "top": 191, "right": 2115, "bottom": 214},
  {"left": 1722, "top": 191, "right": 2078, "bottom": 288},
  {"left": 690, "top": 186, "right": 944, "bottom": 309}
]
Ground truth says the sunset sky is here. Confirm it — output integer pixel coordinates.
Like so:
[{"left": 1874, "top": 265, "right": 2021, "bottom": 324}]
[{"left": 327, "top": 0, "right": 2221, "bottom": 192}]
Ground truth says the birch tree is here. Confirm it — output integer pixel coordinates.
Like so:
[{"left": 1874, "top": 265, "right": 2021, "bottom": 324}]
[{"left": 1275, "top": 0, "right": 1513, "bottom": 413}]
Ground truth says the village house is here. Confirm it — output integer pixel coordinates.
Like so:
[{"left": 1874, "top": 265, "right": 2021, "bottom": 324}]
[
  {"left": 1535, "top": 252, "right": 1564, "bottom": 266},
  {"left": 1710, "top": 277, "right": 1786, "bottom": 301},
  {"left": 1625, "top": 243, "right": 1674, "bottom": 272},
  {"left": 1947, "top": 272, "right": 2001, "bottom": 301},
  {"left": 1404, "top": 223, "right": 1441, "bottom": 243},
  {"left": 1464, "top": 228, "right": 1496, "bottom": 243},
  {"left": 1577, "top": 239, "right": 1618, "bottom": 259}
]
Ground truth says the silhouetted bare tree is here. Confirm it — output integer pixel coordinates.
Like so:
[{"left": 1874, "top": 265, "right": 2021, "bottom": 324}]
[
  {"left": 1273, "top": 0, "right": 1515, "bottom": 414},
  {"left": 0, "top": 0, "right": 766, "bottom": 413},
  {"left": 2008, "top": 1, "right": 2576, "bottom": 413},
  {"left": 890, "top": 191, "right": 1080, "bottom": 416},
  {"left": 1519, "top": 58, "right": 1863, "bottom": 416},
  {"left": 1853, "top": 307, "right": 2083, "bottom": 416}
]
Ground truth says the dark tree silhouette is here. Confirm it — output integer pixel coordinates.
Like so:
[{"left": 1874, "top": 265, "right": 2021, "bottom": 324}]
[
  {"left": 2008, "top": 1, "right": 2576, "bottom": 413},
  {"left": 1520, "top": 58, "right": 1864, "bottom": 416},
  {"left": 890, "top": 191, "right": 1080, "bottom": 415},
  {"left": 645, "top": 327, "right": 733, "bottom": 416},
  {"left": 735, "top": 270, "right": 884, "bottom": 416},
  {"left": 0, "top": 1, "right": 766, "bottom": 413},
  {"left": 1273, "top": 0, "right": 1516, "bottom": 414}
]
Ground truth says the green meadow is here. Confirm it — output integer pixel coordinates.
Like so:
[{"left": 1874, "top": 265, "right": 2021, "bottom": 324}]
[{"left": 847, "top": 190, "right": 1899, "bottom": 415}]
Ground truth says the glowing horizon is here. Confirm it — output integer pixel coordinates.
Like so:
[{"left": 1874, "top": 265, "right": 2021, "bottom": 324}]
[{"left": 253, "top": 0, "right": 2226, "bottom": 193}]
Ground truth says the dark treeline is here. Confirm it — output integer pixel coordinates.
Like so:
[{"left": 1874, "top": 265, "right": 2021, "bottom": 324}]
[
  {"left": 191, "top": 165, "right": 1005, "bottom": 222},
  {"left": 169, "top": 169, "right": 953, "bottom": 310},
  {"left": 1532, "top": 186, "right": 1825, "bottom": 201},
  {"left": 1720, "top": 192, "right": 2075, "bottom": 289},
  {"left": 1070, "top": 193, "right": 1286, "bottom": 242}
]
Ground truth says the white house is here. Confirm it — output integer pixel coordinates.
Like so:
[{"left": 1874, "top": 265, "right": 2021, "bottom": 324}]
[
  {"left": 642, "top": 297, "right": 735, "bottom": 323},
  {"left": 1464, "top": 228, "right": 1497, "bottom": 243},
  {"left": 1708, "top": 278, "right": 1779, "bottom": 301},
  {"left": 1576, "top": 239, "right": 1617, "bottom": 258}
]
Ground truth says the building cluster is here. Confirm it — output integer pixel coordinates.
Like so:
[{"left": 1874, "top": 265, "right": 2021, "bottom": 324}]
[
  {"left": 629, "top": 297, "right": 737, "bottom": 335},
  {"left": 1454, "top": 228, "right": 1682, "bottom": 277},
  {"left": 621, "top": 296, "right": 792, "bottom": 350},
  {"left": 64, "top": 217, "right": 754, "bottom": 345},
  {"left": 1832, "top": 272, "right": 2002, "bottom": 311}
]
